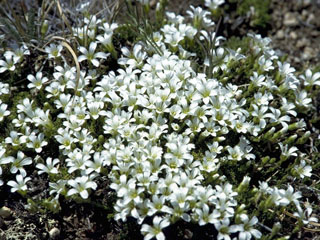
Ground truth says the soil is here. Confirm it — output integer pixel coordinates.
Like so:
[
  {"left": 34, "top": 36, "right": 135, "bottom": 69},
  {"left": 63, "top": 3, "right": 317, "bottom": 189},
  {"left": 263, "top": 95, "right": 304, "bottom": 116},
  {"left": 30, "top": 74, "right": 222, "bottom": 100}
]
[{"left": 1, "top": 1, "right": 320, "bottom": 240}]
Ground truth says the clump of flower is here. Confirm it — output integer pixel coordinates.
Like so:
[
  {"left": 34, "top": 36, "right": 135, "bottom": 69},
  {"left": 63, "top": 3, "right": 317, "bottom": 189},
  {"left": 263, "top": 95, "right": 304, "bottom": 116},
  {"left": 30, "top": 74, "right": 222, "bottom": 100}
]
[{"left": 0, "top": 2, "right": 319, "bottom": 240}]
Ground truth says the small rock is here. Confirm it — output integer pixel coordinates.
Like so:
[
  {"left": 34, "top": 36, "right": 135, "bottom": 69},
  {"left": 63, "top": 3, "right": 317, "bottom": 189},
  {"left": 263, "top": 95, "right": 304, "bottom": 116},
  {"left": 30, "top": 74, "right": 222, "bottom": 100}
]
[
  {"left": 49, "top": 227, "right": 60, "bottom": 239},
  {"left": 302, "top": 47, "right": 314, "bottom": 60},
  {"left": 276, "top": 30, "right": 285, "bottom": 39},
  {"left": 294, "top": 57, "right": 301, "bottom": 63},
  {"left": 289, "top": 31, "right": 298, "bottom": 40},
  {"left": 183, "top": 229, "right": 193, "bottom": 239},
  {"left": 307, "top": 13, "right": 316, "bottom": 25},
  {"left": 301, "top": 9, "right": 309, "bottom": 20},
  {"left": 0, "top": 207, "right": 12, "bottom": 219},
  {"left": 302, "top": 0, "right": 312, "bottom": 7},
  {"left": 283, "top": 12, "right": 299, "bottom": 27},
  {"left": 296, "top": 38, "right": 309, "bottom": 48}
]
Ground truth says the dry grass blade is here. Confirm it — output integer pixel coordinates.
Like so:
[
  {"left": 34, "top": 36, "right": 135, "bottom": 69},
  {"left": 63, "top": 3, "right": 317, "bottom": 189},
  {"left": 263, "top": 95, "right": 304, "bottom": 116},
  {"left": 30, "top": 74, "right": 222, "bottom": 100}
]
[
  {"left": 44, "top": 36, "right": 81, "bottom": 96},
  {"left": 55, "top": 0, "right": 74, "bottom": 36},
  {"left": 284, "top": 210, "right": 320, "bottom": 229},
  {"left": 40, "top": 0, "right": 55, "bottom": 27}
]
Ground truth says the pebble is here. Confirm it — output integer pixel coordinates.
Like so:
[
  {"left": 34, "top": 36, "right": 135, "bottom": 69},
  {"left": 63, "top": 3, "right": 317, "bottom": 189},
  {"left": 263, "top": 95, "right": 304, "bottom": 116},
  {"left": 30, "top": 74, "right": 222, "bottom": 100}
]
[
  {"left": 296, "top": 38, "right": 309, "bottom": 48},
  {"left": 302, "top": 47, "right": 314, "bottom": 60},
  {"left": 276, "top": 30, "right": 285, "bottom": 39},
  {"left": 307, "top": 13, "right": 316, "bottom": 25},
  {"left": 184, "top": 229, "right": 193, "bottom": 239},
  {"left": 301, "top": 9, "right": 308, "bottom": 20},
  {"left": 302, "top": 0, "right": 312, "bottom": 7},
  {"left": 0, "top": 207, "right": 12, "bottom": 219},
  {"left": 289, "top": 31, "right": 298, "bottom": 40},
  {"left": 49, "top": 227, "right": 60, "bottom": 239},
  {"left": 283, "top": 12, "right": 299, "bottom": 27}
]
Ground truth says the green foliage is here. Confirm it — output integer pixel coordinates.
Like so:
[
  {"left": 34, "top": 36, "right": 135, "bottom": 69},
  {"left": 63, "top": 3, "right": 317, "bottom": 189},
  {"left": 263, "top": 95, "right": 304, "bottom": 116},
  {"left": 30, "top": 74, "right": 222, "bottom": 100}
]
[{"left": 229, "top": 0, "right": 271, "bottom": 28}]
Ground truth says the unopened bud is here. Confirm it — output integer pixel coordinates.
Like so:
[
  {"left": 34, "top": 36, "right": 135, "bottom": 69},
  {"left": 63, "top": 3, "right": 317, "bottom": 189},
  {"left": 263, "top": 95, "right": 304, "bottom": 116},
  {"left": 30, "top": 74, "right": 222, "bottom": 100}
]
[
  {"left": 297, "top": 131, "right": 311, "bottom": 144},
  {"left": 41, "top": 20, "right": 49, "bottom": 37}
]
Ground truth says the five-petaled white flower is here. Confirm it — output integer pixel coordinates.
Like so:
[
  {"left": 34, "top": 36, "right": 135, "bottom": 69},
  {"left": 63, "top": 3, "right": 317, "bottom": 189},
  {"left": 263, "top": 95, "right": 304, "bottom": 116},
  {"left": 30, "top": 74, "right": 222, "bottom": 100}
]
[
  {"left": 141, "top": 216, "right": 170, "bottom": 240},
  {"left": 27, "top": 72, "right": 49, "bottom": 90},
  {"left": 36, "top": 157, "right": 60, "bottom": 175},
  {"left": 7, "top": 174, "right": 31, "bottom": 193},
  {"left": 67, "top": 175, "right": 97, "bottom": 199},
  {"left": 45, "top": 43, "right": 63, "bottom": 59},
  {"left": 0, "top": 101, "right": 10, "bottom": 121},
  {"left": 0, "top": 55, "right": 17, "bottom": 73},
  {"left": 78, "top": 42, "right": 109, "bottom": 67}
]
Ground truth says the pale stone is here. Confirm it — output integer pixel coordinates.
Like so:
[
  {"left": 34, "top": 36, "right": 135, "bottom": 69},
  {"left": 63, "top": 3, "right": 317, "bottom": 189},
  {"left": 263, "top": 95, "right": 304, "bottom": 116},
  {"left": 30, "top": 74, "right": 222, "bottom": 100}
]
[
  {"left": 49, "top": 227, "right": 60, "bottom": 239},
  {"left": 0, "top": 207, "right": 12, "bottom": 219}
]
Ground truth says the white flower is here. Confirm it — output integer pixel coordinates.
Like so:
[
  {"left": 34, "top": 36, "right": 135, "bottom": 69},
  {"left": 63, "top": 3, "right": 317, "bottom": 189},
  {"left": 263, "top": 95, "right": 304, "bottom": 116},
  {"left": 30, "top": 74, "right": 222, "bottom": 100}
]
[
  {"left": 8, "top": 151, "right": 32, "bottom": 177},
  {"left": 227, "top": 145, "right": 244, "bottom": 161},
  {"left": 84, "top": 15, "right": 101, "bottom": 29},
  {"left": 294, "top": 160, "right": 312, "bottom": 179},
  {"left": 36, "top": 157, "right": 60, "bottom": 175},
  {"left": 293, "top": 205, "right": 318, "bottom": 225},
  {"left": 195, "top": 204, "right": 220, "bottom": 226},
  {"left": 0, "top": 55, "right": 17, "bottom": 73},
  {"left": 187, "top": 5, "right": 214, "bottom": 28},
  {"left": 118, "top": 44, "right": 147, "bottom": 68},
  {"left": 5, "top": 45, "right": 30, "bottom": 63},
  {"left": 0, "top": 102, "right": 10, "bottom": 121},
  {"left": 5, "top": 131, "right": 28, "bottom": 146},
  {"left": 27, "top": 133, "right": 48, "bottom": 153},
  {"left": 67, "top": 176, "right": 97, "bottom": 199},
  {"left": 300, "top": 69, "right": 320, "bottom": 86},
  {"left": 277, "top": 61, "right": 295, "bottom": 76},
  {"left": 85, "top": 152, "right": 107, "bottom": 174},
  {"left": 27, "top": 72, "right": 49, "bottom": 90},
  {"left": 55, "top": 129, "right": 74, "bottom": 151},
  {"left": 7, "top": 174, "right": 31, "bottom": 193},
  {"left": 250, "top": 72, "right": 266, "bottom": 87},
  {"left": 147, "top": 195, "right": 172, "bottom": 216},
  {"left": 45, "top": 43, "right": 63, "bottom": 59},
  {"left": 265, "top": 107, "right": 290, "bottom": 128},
  {"left": 278, "top": 185, "right": 301, "bottom": 207},
  {"left": 169, "top": 187, "right": 193, "bottom": 208},
  {"left": 205, "top": 0, "right": 225, "bottom": 10},
  {"left": 238, "top": 214, "right": 262, "bottom": 240},
  {"left": 100, "top": 22, "right": 118, "bottom": 34},
  {"left": 294, "top": 90, "right": 312, "bottom": 108},
  {"left": 166, "top": 12, "right": 185, "bottom": 24},
  {"left": 0, "top": 81, "right": 10, "bottom": 95},
  {"left": 96, "top": 33, "right": 113, "bottom": 48},
  {"left": 78, "top": 42, "right": 109, "bottom": 67},
  {"left": 278, "top": 143, "right": 298, "bottom": 160},
  {"left": 141, "top": 216, "right": 170, "bottom": 240},
  {"left": 258, "top": 56, "right": 274, "bottom": 72},
  {"left": 17, "top": 98, "right": 35, "bottom": 119},
  {"left": 49, "top": 179, "right": 67, "bottom": 197},
  {"left": 214, "top": 218, "right": 242, "bottom": 240}
]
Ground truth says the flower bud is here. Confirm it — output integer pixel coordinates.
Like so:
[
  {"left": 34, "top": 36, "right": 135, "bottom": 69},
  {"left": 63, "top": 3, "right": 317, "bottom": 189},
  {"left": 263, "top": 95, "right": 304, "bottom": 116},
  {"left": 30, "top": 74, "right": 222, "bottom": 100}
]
[
  {"left": 41, "top": 20, "right": 49, "bottom": 37},
  {"left": 270, "top": 222, "right": 282, "bottom": 238},
  {"left": 263, "top": 127, "right": 275, "bottom": 140},
  {"left": 283, "top": 134, "right": 297, "bottom": 145},
  {"left": 262, "top": 156, "right": 270, "bottom": 164},
  {"left": 237, "top": 176, "right": 251, "bottom": 192},
  {"left": 296, "top": 131, "right": 310, "bottom": 144}
]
